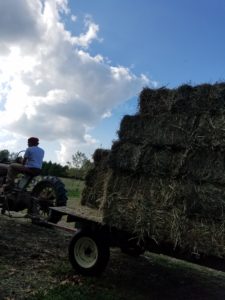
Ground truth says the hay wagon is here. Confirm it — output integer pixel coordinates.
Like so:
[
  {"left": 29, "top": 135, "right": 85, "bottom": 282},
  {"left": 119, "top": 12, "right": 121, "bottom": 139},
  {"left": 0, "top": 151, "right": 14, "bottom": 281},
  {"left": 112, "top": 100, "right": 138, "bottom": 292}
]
[
  {"left": 49, "top": 83, "right": 225, "bottom": 276},
  {"left": 48, "top": 205, "right": 225, "bottom": 277},
  {"left": 48, "top": 205, "right": 146, "bottom": 276}
]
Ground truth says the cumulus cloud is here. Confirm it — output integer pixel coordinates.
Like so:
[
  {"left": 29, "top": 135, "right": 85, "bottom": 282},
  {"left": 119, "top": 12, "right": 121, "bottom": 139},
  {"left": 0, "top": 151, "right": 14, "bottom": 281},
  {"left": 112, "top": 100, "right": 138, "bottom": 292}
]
[{"left": 0, "top": 0, "right": 150, "bottom": 164}]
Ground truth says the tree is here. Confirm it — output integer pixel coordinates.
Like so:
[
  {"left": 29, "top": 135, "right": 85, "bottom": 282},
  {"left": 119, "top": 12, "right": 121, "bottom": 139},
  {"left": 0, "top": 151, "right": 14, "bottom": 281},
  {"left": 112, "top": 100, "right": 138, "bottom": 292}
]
[
  {"left": 0, "top": 150, "right": 9, "bottom": 162},
  {"left": 71, "top": 151, "right": 89, "bottom": 169},
  {"left": 0, "top": 149, "right": 27, "bottom": 162},
  {"left": 67, "top": 151, "right": 93, "bottom": 180},
  {"left": 42, "top": 161, "right": 68, "bottom": 177}
]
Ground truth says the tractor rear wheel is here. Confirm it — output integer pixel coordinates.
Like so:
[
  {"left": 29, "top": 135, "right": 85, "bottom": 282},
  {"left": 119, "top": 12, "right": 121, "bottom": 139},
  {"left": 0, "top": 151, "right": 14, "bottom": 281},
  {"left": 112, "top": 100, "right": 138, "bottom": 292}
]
[{"left": 31, "top": 176, "right": 67, "bottom": 223}]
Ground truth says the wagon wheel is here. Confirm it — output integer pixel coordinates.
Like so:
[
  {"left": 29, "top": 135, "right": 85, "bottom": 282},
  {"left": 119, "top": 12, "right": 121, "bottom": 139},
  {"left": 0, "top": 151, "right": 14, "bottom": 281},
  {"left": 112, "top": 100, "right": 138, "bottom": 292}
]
[{"left": 69, "top": 229, "right": 110, "bottom": 276}]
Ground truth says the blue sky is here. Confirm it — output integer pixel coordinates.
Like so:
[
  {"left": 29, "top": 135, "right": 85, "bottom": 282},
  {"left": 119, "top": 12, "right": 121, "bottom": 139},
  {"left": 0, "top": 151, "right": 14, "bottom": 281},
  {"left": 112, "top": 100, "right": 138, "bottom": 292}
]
[
  {"left": 69, "top": 0, "right": 225, "bottom": 149},
  {"left": 69, "top": 0, "right": 225, "bottom": 85},
  {"left": 0, "top": 0, "right": 224, "bottom": 164}
]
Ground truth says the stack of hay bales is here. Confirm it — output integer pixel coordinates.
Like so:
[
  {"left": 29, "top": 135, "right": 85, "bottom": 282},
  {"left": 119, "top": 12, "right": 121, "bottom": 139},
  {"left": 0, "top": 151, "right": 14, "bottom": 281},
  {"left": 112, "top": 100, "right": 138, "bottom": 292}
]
[
  {"left": 81, "top": 149, "right": 110, "bottom": 208},
  {"left": 81, "top": 83, "right": 225, "bottom": 258}
]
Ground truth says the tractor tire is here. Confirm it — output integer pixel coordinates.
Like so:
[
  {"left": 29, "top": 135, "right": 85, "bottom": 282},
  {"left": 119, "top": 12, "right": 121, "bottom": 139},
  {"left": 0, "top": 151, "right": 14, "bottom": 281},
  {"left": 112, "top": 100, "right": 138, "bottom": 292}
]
[
  {"left": 69, "top": 229, "right": 110, "bottom": 276},
  {"left": 31, "top": 176, "right": 67, "bottom": 223}
]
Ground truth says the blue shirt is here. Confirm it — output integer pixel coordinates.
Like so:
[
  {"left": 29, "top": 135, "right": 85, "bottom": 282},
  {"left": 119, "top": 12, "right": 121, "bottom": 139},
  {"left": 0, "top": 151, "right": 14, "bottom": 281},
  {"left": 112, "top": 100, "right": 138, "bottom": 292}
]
[{"left": 24, "top": 146, "right": 44, "bottom": 169}]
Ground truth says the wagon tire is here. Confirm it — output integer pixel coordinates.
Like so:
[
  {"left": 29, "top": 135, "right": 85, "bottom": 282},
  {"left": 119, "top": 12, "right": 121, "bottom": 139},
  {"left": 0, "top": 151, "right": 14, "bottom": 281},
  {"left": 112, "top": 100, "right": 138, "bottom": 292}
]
[{"left": 69, "top": 229, "right": 110, "bottom": 276}]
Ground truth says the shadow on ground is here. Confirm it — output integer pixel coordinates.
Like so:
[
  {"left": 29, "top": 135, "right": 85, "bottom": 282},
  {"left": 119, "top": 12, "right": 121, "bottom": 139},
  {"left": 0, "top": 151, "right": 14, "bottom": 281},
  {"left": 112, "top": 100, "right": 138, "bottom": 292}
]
[{"left": 1, "top": 215, "right": 225, "bottom": 300}]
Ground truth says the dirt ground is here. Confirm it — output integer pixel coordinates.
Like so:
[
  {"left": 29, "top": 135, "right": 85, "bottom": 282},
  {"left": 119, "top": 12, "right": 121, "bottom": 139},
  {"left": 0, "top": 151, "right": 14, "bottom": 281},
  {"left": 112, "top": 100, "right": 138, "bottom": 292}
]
[{"left": 1, "top": 213, "right": 225, "bottom": 300}]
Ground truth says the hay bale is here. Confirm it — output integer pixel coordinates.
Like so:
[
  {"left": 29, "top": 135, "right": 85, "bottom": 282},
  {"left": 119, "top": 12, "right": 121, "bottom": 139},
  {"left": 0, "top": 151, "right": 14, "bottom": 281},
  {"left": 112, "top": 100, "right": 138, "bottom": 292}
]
[
  {"left": 139, "top": 83, "right": 225, "bottom": 115},
  {"left": 109, "top": 141, "right": 143, "bottom": 172},
  {"left": 118, "top": 114, "right": 197, "bottom": 148},
  {"left": 109, "top": 143, "right": 225, "bottom": 183},
  {"left": 138, "top": 86, "right": 174, "bottom": 115},
  {"left": 92, "top": 148, "right": 110, "bottom": 165},
  {"left": 81, "top": 168, "right": 106, "bottom": 208},
  {"left": 102, "top": 172, "right": 225, "bottom": 257},
  {"left": 139, "top": 146, "right": 225, "bottom": 183},
  {"left": 179, "top": 148, "right": 225, "bottom": 183},
  {"left": 183, "top": 219, "right": 225, "bottom": 257},
  {"left": 81, "top": 149, "right": 110, "bottom": 208},
  {"left": 118, "top": 112, "right": 225, "bottom": 148},
  {"left": 171, "top": 84, "right": 211, "bottom": 113},
  {"left": 109, "top": 140, "right": 184, "bottom": 177},
  {"left": 194, "top": 112, "right": 225, "bottom": 147},
  {"left": 102, "top": 173, "right": 225, "bottom": 223}
]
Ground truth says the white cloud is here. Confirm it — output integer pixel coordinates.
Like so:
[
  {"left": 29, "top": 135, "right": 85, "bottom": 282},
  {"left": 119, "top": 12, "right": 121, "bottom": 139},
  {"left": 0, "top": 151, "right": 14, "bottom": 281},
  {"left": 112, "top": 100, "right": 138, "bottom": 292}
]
[
  {"left": 0, "top": 0, "right": 150, "bottom": 165},
  {"left": 101, "top": 111, "right": 112, "bottom": 119},
  {"left": 70, "top": 16, "right": 101, "bottom": 48},
  {"left": 71, "top": 15, "right": 77, "bottom": 22}
]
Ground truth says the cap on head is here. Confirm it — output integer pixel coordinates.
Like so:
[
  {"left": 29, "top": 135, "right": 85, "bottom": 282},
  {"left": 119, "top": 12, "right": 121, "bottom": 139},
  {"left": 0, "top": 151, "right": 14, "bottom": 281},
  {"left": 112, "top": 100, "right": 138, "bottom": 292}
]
[{"left": 28, "top": 137, "right": 39, "bottom": 146}]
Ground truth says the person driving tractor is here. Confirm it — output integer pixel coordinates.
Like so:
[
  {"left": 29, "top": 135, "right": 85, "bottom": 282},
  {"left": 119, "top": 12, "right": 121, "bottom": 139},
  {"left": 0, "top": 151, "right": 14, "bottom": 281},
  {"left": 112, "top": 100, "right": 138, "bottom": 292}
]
[{"left": 0, "top": 137, "right": 44, "bottom": 191}]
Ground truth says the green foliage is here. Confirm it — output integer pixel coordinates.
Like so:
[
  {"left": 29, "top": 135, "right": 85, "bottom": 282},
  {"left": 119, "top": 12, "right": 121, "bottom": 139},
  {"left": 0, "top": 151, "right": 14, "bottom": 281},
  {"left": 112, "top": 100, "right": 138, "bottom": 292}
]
[
  {"left": 42, "top": 161, "right": 69, "bottom": 177},
  {"left": 67, "top": 151, "right": 94, "bottom": 180},
  {"left": 71, "top": 151, "right": 88, "bottom": 169},
  {"left": 0, "top": 149, "right": 9, "bottom": 162},
  {"left": 0, "top": 149, "right": 21, "bottom": 162},
  {"left": 61, "top": 178, "right": 84, "bottom": 200}
]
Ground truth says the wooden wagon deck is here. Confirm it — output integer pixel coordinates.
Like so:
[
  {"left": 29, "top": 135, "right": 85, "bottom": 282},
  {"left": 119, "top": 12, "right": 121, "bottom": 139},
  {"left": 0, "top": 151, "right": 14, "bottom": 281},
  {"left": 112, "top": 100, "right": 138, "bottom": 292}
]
[{"left": 49, "top": 205, "right": 103, "bottom": 227}]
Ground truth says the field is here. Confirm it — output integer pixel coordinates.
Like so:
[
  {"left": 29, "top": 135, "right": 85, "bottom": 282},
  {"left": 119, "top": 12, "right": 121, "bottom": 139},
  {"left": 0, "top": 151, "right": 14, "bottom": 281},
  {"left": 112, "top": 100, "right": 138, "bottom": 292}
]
[
  {"left": 60, "top": 178, "right": 85, "bottom": 208},
  {"left": 1, "top": 178, "right": 225, "bottom": 299}
]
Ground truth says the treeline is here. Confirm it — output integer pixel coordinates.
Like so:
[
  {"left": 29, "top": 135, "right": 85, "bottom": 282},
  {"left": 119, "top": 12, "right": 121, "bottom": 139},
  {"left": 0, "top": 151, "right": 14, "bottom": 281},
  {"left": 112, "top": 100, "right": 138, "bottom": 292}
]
[
  {"left": 42, "top": 161, "right": 69, "bottom": 177},
  {"left": 0, "top": 149, "right": 93, "bottom": 180}
]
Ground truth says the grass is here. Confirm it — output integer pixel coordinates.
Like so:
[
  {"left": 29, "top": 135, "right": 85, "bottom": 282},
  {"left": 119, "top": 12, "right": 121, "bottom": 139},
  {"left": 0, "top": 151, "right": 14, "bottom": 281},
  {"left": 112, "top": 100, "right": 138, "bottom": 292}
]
[
  {"left": 31, "top": 284, "right": 122, "bottom": 300},
  {"left": 60, "top": 177, "right": 85, "bottom": 208},
  {"left": 29, "top": 249, "right": 225, "bottom": 300}
]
